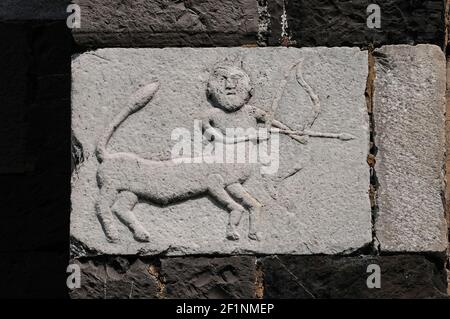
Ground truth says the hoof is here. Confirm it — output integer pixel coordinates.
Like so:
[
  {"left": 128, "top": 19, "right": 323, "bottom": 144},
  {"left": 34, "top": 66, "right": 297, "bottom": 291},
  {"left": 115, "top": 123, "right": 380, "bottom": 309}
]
[
  {"left": 226, "top": 231, "right": 240, "bottom": 241},
  {"left": 248, "top": 232, "right": 261, "bottom": 241},
  {"left": 134, "top": 228, "right": 151, "bottom": 242},
  {"left": 105, "top": 230, "right": 120, "bottom": 243},
  {"left": 106, "top": 235, "right": 120, "bottom": 243}
]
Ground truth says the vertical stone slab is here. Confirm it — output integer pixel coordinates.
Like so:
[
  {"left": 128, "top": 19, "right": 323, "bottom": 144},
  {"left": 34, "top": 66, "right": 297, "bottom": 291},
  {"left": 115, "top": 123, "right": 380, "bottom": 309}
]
[
  {"left": 72, "top": 0, "right": 259, "bottom": 47},
  {"left": 71, "top": 47, "right": 371, "bottom": 256},
  {"left": 446, "top": 61, "right": 450, "bottom": 236},
  {"left": 374, "top": 44, "right": 447, "bottom": 253}
]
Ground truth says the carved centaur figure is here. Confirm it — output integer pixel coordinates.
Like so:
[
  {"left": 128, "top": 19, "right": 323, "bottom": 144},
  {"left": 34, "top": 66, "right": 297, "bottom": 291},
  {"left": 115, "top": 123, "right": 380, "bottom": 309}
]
[
  {"left": 95, "top": 60, "right": 354, "bottom": 243},
  {"left": 95, "top": 79, "right": 265, "bottom": 243}
]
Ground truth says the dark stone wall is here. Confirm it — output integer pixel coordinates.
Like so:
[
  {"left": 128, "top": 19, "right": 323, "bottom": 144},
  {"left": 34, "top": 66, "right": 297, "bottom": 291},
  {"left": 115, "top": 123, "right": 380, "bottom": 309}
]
[
  {"left": 72, "top": 0, "right": 260, "bottom": 48},
  {"left": 161, "top": 257, "right": 257, "bottom": 299},
  {"left": 69, "top": 257, "right": 160, "bottom": 299},
  {"left": 68, "top": 255, "right": 448, "bottom": 299},
  {"left": 262, "top": 255, "right": 448, "bottom": 299},
  {"left": 0, "top": 1, "right": 70, "bottom": 21},
  {"left": 0, "top": 1, "right": 448, "bottom": 298},
  {"left": 268, "top": 0, "right": 446, "bottom": 48},
  {"left": 72, "top": 0, "right": 447, "bottom": 49},
  {"left": 0, "top": 24, "right": 29, "bottom": 174},
  {"left": 0, "top": 21, "right": 73, "bottom": 298},
  {"left": 70, "top": 256, "right": 257, "bottom": 299}
]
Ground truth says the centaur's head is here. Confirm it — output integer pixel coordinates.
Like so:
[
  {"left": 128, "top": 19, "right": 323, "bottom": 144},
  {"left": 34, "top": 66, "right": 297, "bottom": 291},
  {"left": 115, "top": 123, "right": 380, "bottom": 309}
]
[{"left": 207, "top": 62, "right": 253, "bottom": 112}]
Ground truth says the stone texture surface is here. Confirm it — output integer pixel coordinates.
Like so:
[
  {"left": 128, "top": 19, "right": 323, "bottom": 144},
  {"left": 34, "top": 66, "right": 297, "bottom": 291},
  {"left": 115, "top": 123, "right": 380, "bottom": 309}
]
[
  {"left": 1, "top": 2, "right": 449, "bottom": 301},
  {"left": 448, "top": 266, "right": 450, "bottom": 296},
  {"left": 69, "top": 256, "right": 256, "bottom": 299},
  {"left": 161, "top": 256, "right": 256, "bottom": 298},
  {"left": 268, "top": 0, "right": 446, "bottom": 48},
  {"left": 71, "top": 47, "right": 371, "bottom": 256},
  {"left": 69, "top": 257, "right": 159, "bottom": 299},
  {"left": 262, "top": 255, "right": 448, "bottom": 298},
  {"left": 446, "top": 61, "right": 450, "bottom": 237},
  {"left": 69, "top": 254, "right": 448, "bottom": 299},
  {"left": 0, "top": 0, "right": 70, "bottom": 21},
  {"left": 72, "top": 0, "right": 259, "bottom": 47},
  {"left": 374, "top": 44, "right": 447, "bottom": 253},
  {"left": 445, "top": 61, "right": 450, "bottom": 297}
]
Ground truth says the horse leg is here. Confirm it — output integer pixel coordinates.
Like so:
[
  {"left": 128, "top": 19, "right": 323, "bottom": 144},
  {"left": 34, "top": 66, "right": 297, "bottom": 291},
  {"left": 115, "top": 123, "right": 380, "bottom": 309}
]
[
  {"left": 112, "top": 191, "right": 150, "bottom": 242},
  {"left": 96, "top": 184, "right": 120, "bottom": 242},
  {"left": 226, "top": 183, "right": 262, "bottom": 241},
  {"left": 207, "top": 174, "right": 246, "bottom": 240}
]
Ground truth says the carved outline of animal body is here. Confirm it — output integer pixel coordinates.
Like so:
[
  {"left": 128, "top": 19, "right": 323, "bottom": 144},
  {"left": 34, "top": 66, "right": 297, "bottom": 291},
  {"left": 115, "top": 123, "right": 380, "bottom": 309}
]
[
  {"left": 94, "top": 60, "right": 355, "bottom": 244},
  {"left": 95, "top": 82, "right": 263, "bottom": 243}
]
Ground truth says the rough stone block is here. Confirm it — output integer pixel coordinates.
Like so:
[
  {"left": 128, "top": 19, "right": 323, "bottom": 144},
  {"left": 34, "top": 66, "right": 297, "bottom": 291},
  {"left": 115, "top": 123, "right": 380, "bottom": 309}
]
[
  {"left": 161, "top": 256, "right": 256, "bottom": 298},
  {"left": 69, "top": 257, "right": 159, "bottom": 299},
  {"left": 262, "top": 255, "right": 448, "bottom": 299},
  {"left": 446, "top": 61, "right": 450, "bottom": 232},
  {"left": 268, "top": 0, "right": 446, "bottom": 48},
  {"left": 72, "top": 0, "right": 259, "bottom": 47},
  {"left": 373, "top": 44, "right": 447, "bottom": 253},
  {"left": 0, "top": 0, "right": 70, "bottom": 21},
  {"left": 71, "top": 47, "right": 371, "bottom": 256}
]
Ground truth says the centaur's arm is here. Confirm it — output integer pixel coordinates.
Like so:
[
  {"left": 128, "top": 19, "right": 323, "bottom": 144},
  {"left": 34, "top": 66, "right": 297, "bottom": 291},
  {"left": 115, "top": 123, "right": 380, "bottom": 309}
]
[
  {"left": 249, "top": 60, "right": 355, "bottom": 144},
  {"left": 246, "top": 104, "right": 354, "bottom": 142},
  {"left": 247, "top": 105, "right": 307, "bottom": 144},
  {"left": 201, "top": 117, "right": 267, "bottom": 144}
]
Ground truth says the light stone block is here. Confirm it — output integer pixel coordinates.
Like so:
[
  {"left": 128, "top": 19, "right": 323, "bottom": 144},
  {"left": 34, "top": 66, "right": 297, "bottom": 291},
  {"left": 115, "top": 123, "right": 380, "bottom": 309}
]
[
  {"left": 71, "top": 47, "right": 371, "bottom": 256},
  {"left": 374, "top": 44, "right": 448, "bottom": 253}
]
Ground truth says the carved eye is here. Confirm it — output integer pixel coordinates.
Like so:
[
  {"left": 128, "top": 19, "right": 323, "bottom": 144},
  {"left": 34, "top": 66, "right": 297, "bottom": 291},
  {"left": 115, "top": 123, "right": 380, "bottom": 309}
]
[{"left": 209, "top": 119, "right": 215, "bottom": 126}]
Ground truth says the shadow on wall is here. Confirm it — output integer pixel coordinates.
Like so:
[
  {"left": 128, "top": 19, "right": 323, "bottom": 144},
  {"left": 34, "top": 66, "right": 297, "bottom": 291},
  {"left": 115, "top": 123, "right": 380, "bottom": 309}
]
[{"left": 0, "top": 21, "right": 74, "bottom": 298}]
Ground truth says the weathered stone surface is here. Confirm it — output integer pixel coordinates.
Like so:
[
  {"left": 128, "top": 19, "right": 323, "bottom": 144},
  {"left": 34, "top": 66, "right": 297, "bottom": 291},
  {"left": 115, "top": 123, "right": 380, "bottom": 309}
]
[
  {"left": 262, "top": 255, "right": 448, "bottom": 299},
  {"left": 446, "top": 61, "right": 450, "bottom": 236},
  {"left": 71, "top": 47, "right": 371, "bottom": 256},
  {"left": 374, "top": 45, "right": 447, "bottom": 253},
  {"left": 268, "top": 0, "right": 446, "bottom": 48},
  {"left": 448, "top": 266, "right": 450, "bottom": 296},
  {"left": 69, "top": 257, "right": 159, "bottom": 299},
  {"left": 0, "top": 0, "right": 70, "bottom": 21},
  {"left": 161, "top": 256, "right": 256, "bottom": 298},
  {"left": 72, "top": 0, "right": 259, "bottom": 47}
]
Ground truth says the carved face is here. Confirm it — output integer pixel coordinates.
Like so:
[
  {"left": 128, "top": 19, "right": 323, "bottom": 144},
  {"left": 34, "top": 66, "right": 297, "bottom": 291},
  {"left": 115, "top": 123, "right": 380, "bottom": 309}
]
[{"left": 207, "top": 65, "right": 252, "bottom": 112}]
